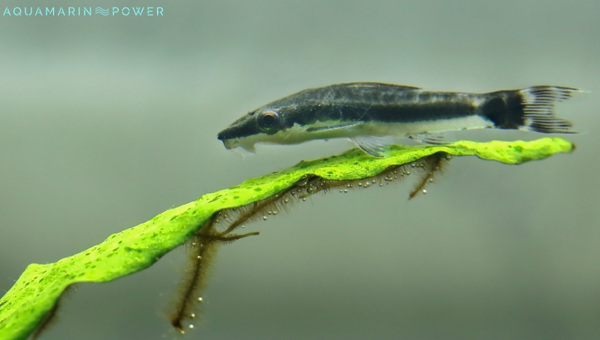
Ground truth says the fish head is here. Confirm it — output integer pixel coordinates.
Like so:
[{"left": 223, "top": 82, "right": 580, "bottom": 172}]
[
  {"left": 218, "top": 85, "right": 354, "bottom": 153},
  {"left": 218, "top": 105, "right": 290, "bottom": 153}
]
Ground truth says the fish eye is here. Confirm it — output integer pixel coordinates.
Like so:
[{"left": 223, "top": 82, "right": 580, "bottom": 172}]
[{"left": 256, "top": 110, "right": 280, "bottom": 131}]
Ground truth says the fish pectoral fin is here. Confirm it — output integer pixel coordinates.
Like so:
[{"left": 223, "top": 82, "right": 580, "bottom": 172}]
[
  {"left": 408, "top": 133, "right": 449, "bottom": 145},
  {"left": 306, "top": 122, "right": 362, "bottom": 133},
  {"left": 350, "top": 136, "right": 388, "bottom": 158}
]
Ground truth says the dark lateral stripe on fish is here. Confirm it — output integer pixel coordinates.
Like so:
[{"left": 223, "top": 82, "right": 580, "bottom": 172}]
[{"left": 288, "top": 100, "right": 478, "bottom": 128}]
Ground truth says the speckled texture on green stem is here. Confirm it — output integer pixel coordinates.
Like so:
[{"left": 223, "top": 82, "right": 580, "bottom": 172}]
[{"left": 0, "top": 137, "right": 573, "bottom": 340}]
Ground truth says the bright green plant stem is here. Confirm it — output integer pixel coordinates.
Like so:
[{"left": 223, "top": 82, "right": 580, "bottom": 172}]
[{"left": 0, "top": 138, "right": 574, "bottom": 340}]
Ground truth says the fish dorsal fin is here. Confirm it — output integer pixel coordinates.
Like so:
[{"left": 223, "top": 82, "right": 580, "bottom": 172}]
[
  {"left": 392, "top": 85, "right": 421, "bottom": 90},
  {"left": 342, "top": 82, "right": 421, "bottom": 91},
  {"left": 350, "top": 136, "right": 388, "bottom": 158}
]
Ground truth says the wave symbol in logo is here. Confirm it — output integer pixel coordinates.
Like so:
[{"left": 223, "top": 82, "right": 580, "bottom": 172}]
[{"left": 95, "top": 7, "right": 109, "bottom": 16}]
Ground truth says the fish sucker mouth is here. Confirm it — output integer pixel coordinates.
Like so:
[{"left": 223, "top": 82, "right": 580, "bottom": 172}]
[{"left": 220, "top": 138, "right": 240, "bottom": 150}]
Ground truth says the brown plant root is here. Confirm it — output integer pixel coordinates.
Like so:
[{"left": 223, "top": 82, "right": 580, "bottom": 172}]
[
  {"left": 408, "top": 152, "right": 448, "bottom": 199},
  {"left": 168, "top": 214, "right": 258, "bottom": 334},
  {"left": 169, "top": 152, "right": 449, "bottom": 332}
]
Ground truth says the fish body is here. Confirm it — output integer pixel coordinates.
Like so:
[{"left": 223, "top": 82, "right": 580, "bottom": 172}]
[{"left": 217, "top": 82, "right": 577, "bottom": 157}]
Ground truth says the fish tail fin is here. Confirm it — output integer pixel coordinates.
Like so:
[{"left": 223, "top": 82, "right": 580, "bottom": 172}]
[
  {"left": 519, "top": 86, "right": 579, "bottom": 133},
  {"left": 480, "top": 85, "right": 578, "bottom": 134}
]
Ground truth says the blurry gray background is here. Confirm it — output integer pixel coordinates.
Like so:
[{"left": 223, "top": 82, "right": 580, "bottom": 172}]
[{"left": 1, "top": 1, "right": 599, "bottom": 339}]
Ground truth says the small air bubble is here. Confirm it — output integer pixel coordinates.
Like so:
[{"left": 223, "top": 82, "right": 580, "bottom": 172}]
[
  {"left": 422, "top": 189, "right": 427, "bottom": 194},
  {"left": 198, "top": 297, "right": 203, "bottom": 302},
  {"left": 197, "top": 255, "right": 202, "bottom": 259},
  {"left": 189, "top": 324, "right": 195, "bottom": 329},
  {"left": 302, "top": 198, "right": 306, "bottom": 201},
  {"left": 263, "top": 216, "right": 268, "bottom": 220},
  {"left": 428, "top": 178, "right": 434, "bottom": 183},
  {"left": 190, "top": 313, "right": 196, "bottom": 318}
]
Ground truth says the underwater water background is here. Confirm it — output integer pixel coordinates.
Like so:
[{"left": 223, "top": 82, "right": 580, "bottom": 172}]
[{"left": 1, "top": 1, "right": 599, "bottom": 339}]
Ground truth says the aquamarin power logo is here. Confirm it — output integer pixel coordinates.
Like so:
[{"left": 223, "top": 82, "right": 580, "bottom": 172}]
[{"left": 3, "top": 6, "right": 164, "bottom": 17}]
